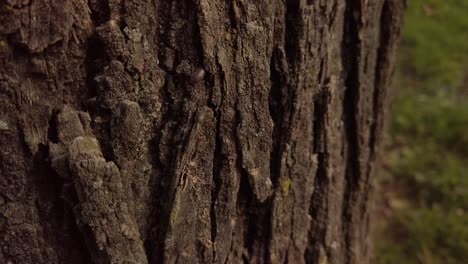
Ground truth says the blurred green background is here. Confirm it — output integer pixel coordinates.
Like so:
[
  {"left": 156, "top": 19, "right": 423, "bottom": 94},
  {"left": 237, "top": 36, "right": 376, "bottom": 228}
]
[{"left": 375, "top": 0, "right": 468, "bottom": 263}]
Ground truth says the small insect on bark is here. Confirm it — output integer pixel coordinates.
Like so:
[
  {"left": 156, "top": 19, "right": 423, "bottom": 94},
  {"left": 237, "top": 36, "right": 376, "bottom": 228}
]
[{"left": 189, "top": 67, "right": 206, "bottom": 84}]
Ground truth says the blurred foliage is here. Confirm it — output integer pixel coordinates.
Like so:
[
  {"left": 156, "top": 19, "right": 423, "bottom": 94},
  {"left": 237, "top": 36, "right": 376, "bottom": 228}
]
[
  {"left": 378, "top": 208, "right": 468, "bottom": 264},
  {"left": 376, "top": 0, "right": 468, "bottom": 263},
  {"left": 400, "top": 0, "right": 468, "bottom": 88}
]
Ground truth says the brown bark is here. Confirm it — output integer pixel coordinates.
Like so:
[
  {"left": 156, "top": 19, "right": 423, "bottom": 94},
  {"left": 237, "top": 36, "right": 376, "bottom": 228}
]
[{"left": 0, "top": 0, "right": 406, "bottom": 263}]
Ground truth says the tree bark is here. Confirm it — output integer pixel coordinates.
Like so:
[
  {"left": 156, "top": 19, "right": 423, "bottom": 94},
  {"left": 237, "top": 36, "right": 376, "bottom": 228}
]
[{"left": 0, "top": 0, "right": 405, "bottom": 263}]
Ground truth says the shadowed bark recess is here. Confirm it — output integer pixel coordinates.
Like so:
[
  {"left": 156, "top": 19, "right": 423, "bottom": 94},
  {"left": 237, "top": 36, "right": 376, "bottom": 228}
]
[{"left": 0, "top": 0, "right": 405, "bottom": 263}]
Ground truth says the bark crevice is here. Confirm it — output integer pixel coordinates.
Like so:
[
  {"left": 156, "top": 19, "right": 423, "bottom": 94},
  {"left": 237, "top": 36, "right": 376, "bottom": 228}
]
[{"left": 341, "top": 1, "right": 363, "bottom": 263}]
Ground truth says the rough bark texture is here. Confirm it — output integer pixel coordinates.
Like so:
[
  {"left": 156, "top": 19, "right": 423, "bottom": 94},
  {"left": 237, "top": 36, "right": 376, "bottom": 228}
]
[{"left": 0, "top": 0, "right": 405, "bottom": 263}]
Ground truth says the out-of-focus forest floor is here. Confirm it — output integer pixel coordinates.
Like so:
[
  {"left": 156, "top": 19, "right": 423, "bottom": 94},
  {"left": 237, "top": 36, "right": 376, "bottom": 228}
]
[{"left": 375, "top": 0, "right": 468, "bottom": 263}]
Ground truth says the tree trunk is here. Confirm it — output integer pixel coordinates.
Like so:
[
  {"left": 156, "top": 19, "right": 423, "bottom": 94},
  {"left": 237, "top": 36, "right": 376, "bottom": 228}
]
[{"left": 0, "top": 0, "right": 405, "bottom": 263}]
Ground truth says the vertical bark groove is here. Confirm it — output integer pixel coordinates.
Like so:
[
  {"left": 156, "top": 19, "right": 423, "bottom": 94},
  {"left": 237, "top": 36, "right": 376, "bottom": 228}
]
[{"left": 341, "top": 1, "right": 363, "bottom": 263}]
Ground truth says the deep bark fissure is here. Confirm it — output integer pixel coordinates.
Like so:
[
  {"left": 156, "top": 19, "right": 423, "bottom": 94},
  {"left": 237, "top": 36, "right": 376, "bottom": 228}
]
[
  {"left": 34, "top": 143, "right": 89, "bottom": 262},
  {"left": 266, "top": 47, "right": 287, "bottom": 263},
  {"left": 284, "top": 1, "right": 302, "bottom": 67},
  {"left": 305, "top": 153, "right": 330, "bottom": 262},
  {"left": 369, "top": 0, "right": 403, "bottom": 164},
  {"left": 369, "top": 1, "right": 388, "bottom": 163},
  {"left": 305, "top": 55, "right": 332, "bottom": 261},
  {"left": 84, "top": 36, "right": 103, "bottom": 101},
  {"left": 40, "top": 115, "right": 92, "bottom": 262},
  {"left": 341, "top": 1, "right": 363, "bottom": 263},
  {"left": 209, "top": 58, "right": 227, "bottom": 262},
  {"left": 88, "top": 0, "right": 111, "bottom": 26},
  {"left": 312, "top": 88, "right": 329, "bottom": 154},
  {"left": 210, "top": 114, "right": 222, "bottom": 261},
  {"left": 234, "top": 105, "right": 258, "bottom": 260},
  {"left": 268, "top": 47, "right": 286, "bottom": 189}
]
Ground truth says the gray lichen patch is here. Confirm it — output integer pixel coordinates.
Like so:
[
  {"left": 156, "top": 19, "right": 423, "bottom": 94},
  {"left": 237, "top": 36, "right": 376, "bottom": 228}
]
[
  {"left": 69, "top": 136, "right": 147, "bottom": 264},
  {"left": 0, "top": 119, "right": 9, "bottom": 131},
  {"left": 48, "top": 106, "right": 147, "bottom": 264}
]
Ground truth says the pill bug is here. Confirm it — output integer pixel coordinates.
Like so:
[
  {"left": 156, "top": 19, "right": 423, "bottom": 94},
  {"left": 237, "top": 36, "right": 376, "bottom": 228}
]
[{"left": 190, "top": 67, "right": 206, "bottom": 84}]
